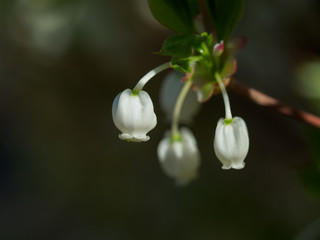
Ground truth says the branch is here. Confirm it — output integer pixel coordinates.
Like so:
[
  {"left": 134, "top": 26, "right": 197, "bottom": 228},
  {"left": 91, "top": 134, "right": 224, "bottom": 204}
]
[{"left": 228, "top": 80, "right": 320, "bottom": 129}]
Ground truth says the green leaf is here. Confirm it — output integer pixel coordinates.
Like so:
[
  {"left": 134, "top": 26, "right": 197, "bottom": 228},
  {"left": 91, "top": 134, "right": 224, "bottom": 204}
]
[
  {"left": 159, "top": 32, "right": 213, "bottom": 59},
  {"left": 159, "top": 34, "right": 199, "bottom": 58},
  {"left": 206, "top": 0, "right": 244, "bottom": 41},
  {"left": 171, "top": 56, "right": 201, "bottom": 73},
  {"left": 148, "top": 0, "right": 199, "bottom": 33}
]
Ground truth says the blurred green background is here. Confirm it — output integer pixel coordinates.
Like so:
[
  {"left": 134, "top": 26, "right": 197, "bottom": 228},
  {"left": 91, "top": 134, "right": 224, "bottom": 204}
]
[{"left": 0, "top": 0, "right": 320, "bottom": 239}]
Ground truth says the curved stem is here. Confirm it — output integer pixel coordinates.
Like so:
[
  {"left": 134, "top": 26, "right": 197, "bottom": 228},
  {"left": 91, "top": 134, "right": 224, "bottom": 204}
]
[
  {"left": 171, "top": 79, "right": 193, "bottom": 136},
  {"left": 133, "top": 62, "right": 171, "bottom": 92},
  {"left": 229, "top": 80, "right": 320, "bottom": 129},
  {"left": 215, "top": 72, "right": 233, "bottom": 119}
]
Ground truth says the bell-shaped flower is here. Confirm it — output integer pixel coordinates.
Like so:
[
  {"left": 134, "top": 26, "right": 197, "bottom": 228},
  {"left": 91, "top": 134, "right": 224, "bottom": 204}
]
[
  {"left": 112, "top": 89, "right": 157, "bottom": 142},
  {"left": 157, "top": 128, "right": 200, "bottom": 186},
  {"left": 159, "top": 71, "right": 200, "bottom": 124},
  {"left": 214, "top": 117, "right": 249, "bottom": 170}
]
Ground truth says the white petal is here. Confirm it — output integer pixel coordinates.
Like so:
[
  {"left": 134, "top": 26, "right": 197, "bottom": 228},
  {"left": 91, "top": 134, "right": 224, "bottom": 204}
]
[
  {"left": 158, "top": 138, "right": 181, "bottom": 178},
  {"left": 214, "top": 117, "right": 249, "bottom": 170},
  {"left": 157, "top": 128, "right": 200, "bottom": 186},
  {"left": 112, "top": 89, "right": 157, "bottom": 141}
]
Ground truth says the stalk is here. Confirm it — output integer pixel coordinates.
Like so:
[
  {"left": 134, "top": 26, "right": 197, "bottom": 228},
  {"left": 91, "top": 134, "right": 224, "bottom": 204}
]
[
  {"left": 171, "top": 79, "right": 193, "bottom": 137},
  {"left": 133, "top": 62, "right": 171, "bottom": 92},
  {"left": 215, "top": 72, "right": 233, "bottom": 120}
]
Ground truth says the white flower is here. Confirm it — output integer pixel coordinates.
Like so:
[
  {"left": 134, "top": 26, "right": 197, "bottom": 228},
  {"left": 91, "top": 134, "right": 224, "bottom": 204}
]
[
  {"left": 112, "top": 89, "right": 157, "bottom": 142},
  {"left": 214, "top": 117, "right": 249, "bottom": 169},
  {"left": 157, "top": 128, "right": 200, "bottom": 186},
  {"left": 159, "top": 71, "right": 200, "bottom": 124}
]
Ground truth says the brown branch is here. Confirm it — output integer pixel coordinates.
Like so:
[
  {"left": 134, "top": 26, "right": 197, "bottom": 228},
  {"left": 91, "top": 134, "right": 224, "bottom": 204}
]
[{"left": 228, "top": 80, "right": 320, "bottom": 129}]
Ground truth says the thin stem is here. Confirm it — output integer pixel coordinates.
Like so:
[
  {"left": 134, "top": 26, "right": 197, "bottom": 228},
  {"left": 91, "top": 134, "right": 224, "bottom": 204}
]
[
  {"left": 229, "top": 80, "right": 320, "bottom": 129},
  {"left": 133, "top": 62, "right": 171, "bottom": 92},
  {"left": 171, "top": 79, "right": 193, "bottom": 136},
  {"left": 215, "top": 72, "right": 233, "bottom": 119}
]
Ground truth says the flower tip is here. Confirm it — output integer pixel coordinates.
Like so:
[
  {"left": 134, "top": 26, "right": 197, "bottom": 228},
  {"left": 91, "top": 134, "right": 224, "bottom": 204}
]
[
  {"left": 175, "top": 172, "right": 198, "bottom": 187},
  {"left": 175, "top": 179, "right": 192, "bottom": 187},
  {"left": 119, "top": 133, "right": 150, "bottom": 142},
  {"left": 221, "top": 162, "right": 245, "bottom": 170},
  {"left": 232, "top": 163, "right": 245, "bottom": 170},
  {"left": 222, "top": 165, "right": 231, "bottom": 170}
]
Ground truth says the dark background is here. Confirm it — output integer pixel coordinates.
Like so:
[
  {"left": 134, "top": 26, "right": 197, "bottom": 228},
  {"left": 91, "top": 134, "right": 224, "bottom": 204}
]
[{"left": 0, "top": 0, "right": 320, "bottom": 239}]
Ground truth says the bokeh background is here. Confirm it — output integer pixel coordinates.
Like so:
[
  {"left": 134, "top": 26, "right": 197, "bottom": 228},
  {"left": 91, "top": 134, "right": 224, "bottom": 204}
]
[{"left": 1, "top": 0, "right": 320, "bottom": 239}]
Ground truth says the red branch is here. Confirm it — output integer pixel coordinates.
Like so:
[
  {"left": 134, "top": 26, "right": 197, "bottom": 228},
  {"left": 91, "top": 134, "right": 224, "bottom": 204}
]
[{"left": 228, "top": 80, "right": 320, "bottom": 129}]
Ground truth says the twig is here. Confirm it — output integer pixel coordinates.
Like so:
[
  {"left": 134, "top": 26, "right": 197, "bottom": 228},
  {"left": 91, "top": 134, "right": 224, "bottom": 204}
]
[{"left": 228, "top": 80, "right": 320, "bottom": 129}]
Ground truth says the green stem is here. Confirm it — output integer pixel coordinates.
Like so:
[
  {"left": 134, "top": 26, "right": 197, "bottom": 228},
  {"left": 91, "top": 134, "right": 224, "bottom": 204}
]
[
  {"left": 133, "top": 62, "right": 171, "bottom": 92},
  {"left": 171, "top": 79, "right": 193, "bottom": 137},
  {"left": 215, "top": 72, "right": 232, "bottom": 120}
]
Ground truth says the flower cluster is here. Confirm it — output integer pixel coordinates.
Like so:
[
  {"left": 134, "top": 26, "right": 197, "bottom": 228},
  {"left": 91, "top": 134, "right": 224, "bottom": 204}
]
[{"left": 112, "top": 33, "right": 249, "bottom": 186}]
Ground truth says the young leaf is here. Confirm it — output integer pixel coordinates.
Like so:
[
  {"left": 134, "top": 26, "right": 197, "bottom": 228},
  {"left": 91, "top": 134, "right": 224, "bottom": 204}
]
[
  {"left": 171, "top": 56, "right": 201, "bottom": 73},
  {"left": 148, "top": 0, "right": 199, "bottom": 33},
  {"left": 159, "top": 33, "right": 213, "bottom": 58},
  {"left": 206, "top": 0, "right": 244, "bottom": 42},
  {"left": 159, "top": 34, "right": 198, "bottom": 58}
]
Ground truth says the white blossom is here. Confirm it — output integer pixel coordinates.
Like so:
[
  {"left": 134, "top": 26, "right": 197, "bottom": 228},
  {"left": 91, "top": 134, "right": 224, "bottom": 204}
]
[
  {"left": 157, "top": 128, "right": 200, "bottom": 186},
  {"left": 112, "top": 89, "right": 157, "bottom": 142},
  {"left": 214, "top": 117, "right": 249, "bottom": 169}
]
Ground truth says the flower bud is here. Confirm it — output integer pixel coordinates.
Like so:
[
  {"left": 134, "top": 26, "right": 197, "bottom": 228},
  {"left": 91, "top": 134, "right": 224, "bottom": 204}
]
[
  {"left": 157, "top": 128, "right": 200, "bottom": 186},
  {"left": 214, "top": 117, "right": 249, "bottom": 169},
  {"left": 112, "top": 89, "right": 157, "bottom": 142},
  {"left": 213, "top": 41, "right": 224, "bottom": 57}
]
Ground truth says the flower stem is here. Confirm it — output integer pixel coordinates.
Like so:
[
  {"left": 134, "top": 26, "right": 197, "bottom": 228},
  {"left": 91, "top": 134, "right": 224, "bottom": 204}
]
[
  {"left": 133, "top": 62, "right": 171, "bottom": 92},
  {"left": 171, "top": 79, "right": 193, "bottom": 136},
  {"left": 215, "top": 72, "right": 233, "bottom": 119}
]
